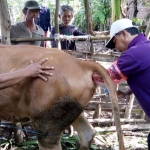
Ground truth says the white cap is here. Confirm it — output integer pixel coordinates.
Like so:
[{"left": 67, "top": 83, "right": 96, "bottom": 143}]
[{"left": 105, "top": 18, "right": 135, "bottom": 49}]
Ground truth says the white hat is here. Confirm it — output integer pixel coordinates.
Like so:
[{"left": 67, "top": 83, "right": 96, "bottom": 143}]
[{"left": 105, "top": 18, "right": 135, "bottom": 49}]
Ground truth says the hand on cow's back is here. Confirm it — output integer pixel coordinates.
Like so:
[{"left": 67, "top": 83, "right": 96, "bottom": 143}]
[{"left": 26, "top": 58, "right": 54, "bottom": 81}]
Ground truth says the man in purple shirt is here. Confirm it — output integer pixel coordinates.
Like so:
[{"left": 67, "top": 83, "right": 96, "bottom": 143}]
[
  {"left": 93, "top": 18, "right": 150, "bottom": 117},
  {"left": 92, "top": 18, "right": 150, "bottom": 148}
]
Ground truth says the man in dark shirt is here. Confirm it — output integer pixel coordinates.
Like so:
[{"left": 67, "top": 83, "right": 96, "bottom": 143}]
[{"left": 50, "top": 5, "right": 84, "bottom": 50}]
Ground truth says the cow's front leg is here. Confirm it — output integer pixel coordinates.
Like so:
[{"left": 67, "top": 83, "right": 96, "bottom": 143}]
[{"left": 72, "top": 112, "right": 96, "bottom": 150}]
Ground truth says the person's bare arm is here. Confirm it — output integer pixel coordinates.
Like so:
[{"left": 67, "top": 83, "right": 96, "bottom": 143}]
[{"left": 0, "top": 58, "right": 54, "bottom": 89}]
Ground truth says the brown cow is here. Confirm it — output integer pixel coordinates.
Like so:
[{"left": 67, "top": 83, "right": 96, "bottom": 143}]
[{"left": 0, "top": 45, "right": 124, "bottom": 150}]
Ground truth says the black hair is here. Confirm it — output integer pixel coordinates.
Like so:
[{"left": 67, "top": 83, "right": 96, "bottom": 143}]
[{"left": 125, "top": 27, "right": 140, "bottom": 35}]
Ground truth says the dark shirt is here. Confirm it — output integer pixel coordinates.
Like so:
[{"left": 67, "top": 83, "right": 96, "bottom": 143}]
[
  {"left": 117, "top": 34, "right": 150, "bottom": 117},
  {"left": 36, "top": 6, "right": 51, "bottom": 32},
  {"left": 50, "top": 25, "right": 84, "bottom": 50}
]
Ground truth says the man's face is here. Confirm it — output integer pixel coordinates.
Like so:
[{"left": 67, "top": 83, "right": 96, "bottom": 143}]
[
  {"left": 113, "top": 31, "right": 129, "bottom": 52},
  {"left": 59, "top": 10, "right": 73, "bottom": 26},
  {"left": 24, "top": 9, "right": 40, "bottom": 22}
]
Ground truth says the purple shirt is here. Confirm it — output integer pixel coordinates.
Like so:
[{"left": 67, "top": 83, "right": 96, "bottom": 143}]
[{"left": 117, "top": 34, "right": 150, "bottom": 117}]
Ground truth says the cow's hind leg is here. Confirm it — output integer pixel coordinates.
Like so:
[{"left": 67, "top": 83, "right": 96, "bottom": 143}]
[
  {"left": 32, "top": 96, "right": 84, "bottom": 150},
  {"left": 72, "top": 113, "right": 96, "bottom": 150}
]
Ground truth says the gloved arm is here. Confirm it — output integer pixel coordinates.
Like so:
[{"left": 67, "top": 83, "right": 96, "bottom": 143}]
[{"left": 92, "top": 60, "right": 127, "bottom": 84}]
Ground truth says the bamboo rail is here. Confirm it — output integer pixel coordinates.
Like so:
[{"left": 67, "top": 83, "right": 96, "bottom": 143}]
[
  {"left": 88, "top": 118, "right": 145, "bottom": 123},
  {"left": 10, "top": 35, "right": 110, "bottom": 42},
  {"left": 9, "top": 25, "right": 147, "bottom": 43}
]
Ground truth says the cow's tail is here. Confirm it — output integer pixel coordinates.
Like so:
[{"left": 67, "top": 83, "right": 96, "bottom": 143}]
[{"left": 87, "top": 61, "right": 125, "bottom": 150}]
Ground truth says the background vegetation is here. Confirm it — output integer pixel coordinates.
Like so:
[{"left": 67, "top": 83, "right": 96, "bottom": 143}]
[
  {"left": 7, "top": 0, "right": 111, "bottom": 32},
  {"left": 7, "top": 0, "right": 150, "bottom": 32}
]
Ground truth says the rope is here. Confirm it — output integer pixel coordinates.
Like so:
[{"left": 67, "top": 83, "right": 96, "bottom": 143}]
[{"left": 0, "top": 123, "right": 47, "bottom": 137}]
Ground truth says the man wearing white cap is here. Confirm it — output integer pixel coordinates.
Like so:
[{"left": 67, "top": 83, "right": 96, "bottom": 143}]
[
  {"left": 10, "top": 0, "right": 44, "bottom": 46},
  {"left": 92, "top": 18, "right": 150, "bottom": 148}
]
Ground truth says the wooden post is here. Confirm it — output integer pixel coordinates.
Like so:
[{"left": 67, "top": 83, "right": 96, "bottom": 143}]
[
  {"left": 141, "top": 111, "right": 145, "bottom": 119},
  {"left": 83, "top": 0, "right": 91, "bottom": 34},
  {"left": 54, "top": 0, "right": 60, "bottom": 48},
  {"left": 83, "top": 0, "right": 94, "bottom": 53},
  {"left": 125, "top": 94, "right": 135, "bottom": 119},
  {"left": 0, "top": 0, "right": 11, "bottom": 45},
  {"left": 93, "top": 99, "right": 101, "bottom": 119},
  {"left": 145, "top": 20, "right": 150, "bottom": 39},
  {"left": 0, "top": 1, "right": 11, "bottom": 148}
]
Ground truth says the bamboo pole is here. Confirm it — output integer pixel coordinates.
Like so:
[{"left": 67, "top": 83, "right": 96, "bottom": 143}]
[
  {"left": 83, "top": 0, "right": 94, "bottom": 52},
  {"left": 10, "top": 25, "right": 146, "bottom": 43},
  {"left": 83, "top": 0, "right": 92, "bottom": 34},
  {"left": 0, "top": 1, "right": 11, "bottom": 148},
  {"left": 145, "top": 20, "right": 150, "bottom": 38},
  {"left": 124, "top": 94, "right": 135, "bottom": 119},
  {"left": 95, "top": 124, "right": 150, "bottom": 132},
  {"left": 86, "top": 108, "right": 143, "bottom": 114},
  {"left": 88, "top": 118, "right": 145, "bottom": 123},
  {"left": 0, "top": 0, "right": 11, "bottom": 45},
  {"left": 10, "top": 35, "right": 110, "bottom": 42},
  {"left": 54, "top": 0, "right": 60, "bottom": 48}
]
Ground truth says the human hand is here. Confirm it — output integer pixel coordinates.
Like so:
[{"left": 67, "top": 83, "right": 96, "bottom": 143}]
[
  {"left": 26, "top": 58, "right": 54, "bottom": 81},
  {"left": 116, "top": 90, "right": 130, "bottom": 103}
]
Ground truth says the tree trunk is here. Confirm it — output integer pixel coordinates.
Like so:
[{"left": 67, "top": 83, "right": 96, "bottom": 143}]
[
  {"left": 54, "top": 0, "right": 60, "bottom": 48},
  {"left": 84, "top": 0, "right": 92, "bottom": 34},
  {"left": 0, "top": 0, "right": 11, "bottom": 45},
  {"left": 83, "top": 0, "right": 94, "bottom": 52}
]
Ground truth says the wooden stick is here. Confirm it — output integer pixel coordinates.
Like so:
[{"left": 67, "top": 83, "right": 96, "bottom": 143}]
[
  {"left": 86, "top": 108, "right": 143, "bottom": 114},
  {"left": 88, "top": 118, "right": 145, "bottom": 123},
  {"left": 94, "top": 123, "right": 150, "bottom": 132}
]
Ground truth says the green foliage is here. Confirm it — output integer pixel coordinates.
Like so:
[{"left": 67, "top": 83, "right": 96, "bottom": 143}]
[
  {"left": 73, "top": 6, "right": 86, "bottom": 32},
  {"left": 92, "top": 0, "right": 111, "bottom": 30},
  {"left": 132, "top": 17, "right": 146, "bottom": 26},
  {"left": 73, "top": 0, "right": 111, "bottom": 31},
  {"left": 7, "top": 0, "right": 111, "bottom": 31},
  {"left": 61, "top": 135, "right": 80, "bottom": 149},
  {"left": 0, "top": 134, "right": 100, "bottom": 150}
]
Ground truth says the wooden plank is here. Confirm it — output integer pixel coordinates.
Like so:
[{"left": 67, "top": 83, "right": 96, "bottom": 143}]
[
  {"left": 0, "top": 0, "right": 11, "bottom": 45},
  {"left": 125, "top": 94, "right": 135, "bottom": 118},
  {"left": 88, "top": 118, "right": 145, "bottom": 123},
  {"left": 89, "top": 101, "right": 128, "bottom": 105},
  {"left": 86, "top": 108, "right": 143, "bottom": 114},
  {"left": 95, "top": 124, "right": 150, "bottom": 132}
]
